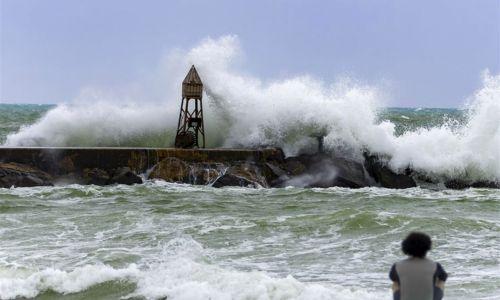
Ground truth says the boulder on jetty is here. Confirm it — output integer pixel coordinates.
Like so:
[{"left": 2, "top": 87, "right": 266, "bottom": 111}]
[
  {"left": 0, "top": 162, "right": 53, "bottom": 188},
  {"left": 271, "top": 153, "right": 369, "bottom": 188},
  {"left": 212, "top": 163, "right": 267, "bottom": 188},
  {"left": 82, "top": 168, "right": 110, "bottom": 186},
  {"left": 149, "top": 157, "right": 222, "bottom": 185},
  {"left": 81, "top": 167, "right": 143, "bottom": 186},
  {"left": 445, "top": 179, "right": 500, "bottom": 190},
  {"left": 149, "top": 158, "right": 266, "bottom": 188},
  {"left": 108, "top": 167, "right": 143, "bottom": 185},
  {"left": 149, "top": 157, "right": 190, "bottom": 183},
  {"left": 363, "top": 153, "right": 416, "bottom": 189},
  {"left": 212, "top": 173, "right": 257, "bottom": 188}
]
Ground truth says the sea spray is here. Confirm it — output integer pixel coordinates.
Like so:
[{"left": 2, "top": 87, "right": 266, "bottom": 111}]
[
  {"left": 3, "top": 35, "right": 499, "bottom": 181},
  {"left": 384, "top": 71, "right": 500, "bottom": 181}
]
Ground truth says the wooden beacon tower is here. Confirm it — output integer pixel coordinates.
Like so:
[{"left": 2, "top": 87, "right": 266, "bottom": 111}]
[{"left": 175, "top": 65, "right": 205, "bottom": 148}]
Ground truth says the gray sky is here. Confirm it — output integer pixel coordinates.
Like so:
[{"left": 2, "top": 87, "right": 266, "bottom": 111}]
[{"left": 1, "top": 0, "right": 499, "bottom": 107}]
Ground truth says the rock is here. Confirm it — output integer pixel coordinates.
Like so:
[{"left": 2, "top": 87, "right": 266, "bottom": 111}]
[
  {"left": 108, "top": 167, "right": 142, "bottom": 185},
  {"left": 82, "top": 168, "right": 110, "bottom": 186},
  {"left": 263, "top": 162, "right": 290, "bottom": 187},
  {"left": 212, "top": 173, "right": 258, "bottom": 188},
  {"left": 0, "top": 162, "right": 53, "bottom": 188},
  {"left": 149, "top": 157, "right": 191, "bottom": 183},
  {"left": 149, "top": 158, "right": 226, "bottom": 185},
  {"left": 189, "top": 164, "right": 224, "bottom": 185},
  {"left": 230, "top": 163, "right": 268, "bottom": 187},
  {"left": 471, "top": 181, "right": 500, "bottom": 189},
  {"left": 363, "top": 153, "right": 416, "bottom": 189},
  {"left": 212, "top": 163, "right": 267, "bottom": 188},
  {"left": 278, "top": 153, "right": 369, "bottom": 188},
  {"left": 329, "top": 156, "right": 369, "bottom": 188},
  {"left": 445, "top": 179, "right": 500, "bottom": 189},
  {"left": 444, "top": 179, "right": 469, "bottom": 190},
  {"left": 282, "top": 157, "right": 307, "bottom": 175}
]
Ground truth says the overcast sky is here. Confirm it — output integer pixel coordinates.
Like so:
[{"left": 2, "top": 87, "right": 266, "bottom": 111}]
[{"left": 1, "top": 0, "right": 499, "bottom": 107}]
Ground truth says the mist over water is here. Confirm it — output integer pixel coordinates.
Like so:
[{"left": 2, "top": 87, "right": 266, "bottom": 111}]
[{"left": 2, "top": 36, "right": 499, "bottom": 182}]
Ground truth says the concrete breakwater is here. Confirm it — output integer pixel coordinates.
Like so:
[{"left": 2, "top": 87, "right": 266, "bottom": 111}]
[
  {"left": 0, "top": 147, "right": 283, "bottom": 174},
  {"left": 0, "top": 147, "right": 283, "bottom": 188},
  {"left": 0, "top": 147, "right": 498, "bottom": 189}
]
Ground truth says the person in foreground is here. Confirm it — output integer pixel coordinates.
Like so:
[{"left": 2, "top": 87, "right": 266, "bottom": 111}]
[{"left": 389, "top": 232, "right": 448, "bottom": 300}]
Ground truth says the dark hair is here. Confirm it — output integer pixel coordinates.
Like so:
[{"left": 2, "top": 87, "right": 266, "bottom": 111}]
[{"left": 402, "top": 232, "right": 432, "bottom": 258}]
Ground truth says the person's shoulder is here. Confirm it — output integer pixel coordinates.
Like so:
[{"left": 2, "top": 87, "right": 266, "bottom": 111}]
[
  {"left": 425, "top": 257, "right": 446, "bottom": 269},
  {"left": 424, "top": 257, "right": 437, "bottom": 263}
]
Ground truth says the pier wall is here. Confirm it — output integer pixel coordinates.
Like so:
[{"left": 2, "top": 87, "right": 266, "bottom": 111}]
[{"left": 0, "top": 147, "right": 284, "bottom": 175}]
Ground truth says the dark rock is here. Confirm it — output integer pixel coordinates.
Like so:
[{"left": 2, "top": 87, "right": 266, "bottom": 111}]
[
  {"left": 189, "top": 164, "right": 224, "bottom": 185},
  {"left": 212, "top": 163, "right": 267, "bottom": 188},
  {"left": 82, "top": 168, "right": 110, "bottom": 186},
  {"left": 0, "top": 162, "right": 53, "bottom": 188},
  {"left": 283, "top": 157, "right": 307, "bottom": 175},
  {"left": 265, "top": 162, "right": 287, "bottom": 177},
  {"left": 149, "top": 157, "right": 226, "bottom": 185},
  {"left": 263, "top": 162, "right": 290, "bottom": 187},
  {"left": 363, "top": 153, "right": 416, "bottom": 189},
  {"left": 329, "top": 156, "right": 369, "bottom": 188},
  {"left": 212, "top": 173, "right": 257, "bottom": 188},
  {"left": 108, "top": 167, "right": 142, "bottom": 185},
  {"left": 445, "top": 179, "right": 500, "bottom": 189},
  {"left": 471, "top": 181, "right": 500, "bottom": 189},
  {"left": 149, "top": 157, "right": 190, "bottom": 183},
  {"left": 279, "top": 153, "right": 369, "bottom": 188},
  {"left": 229, "top": 163, "right": 268, "bottom": 187},
  {"left": 444, "top": 179, "right": 469, "bottom": 190}
]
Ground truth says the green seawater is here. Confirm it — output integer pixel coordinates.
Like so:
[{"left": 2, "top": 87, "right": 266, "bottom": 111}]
[
  {"left": 0, "top": 184, "right": 498, "bottom": 299},
  {"left": 0, "top": 104, "right": 498, "bottom": 299}
]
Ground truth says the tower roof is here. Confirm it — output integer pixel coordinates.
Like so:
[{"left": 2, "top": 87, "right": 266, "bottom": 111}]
[{"left": 183, "top": 65, "right": 202, "bottom": 85}]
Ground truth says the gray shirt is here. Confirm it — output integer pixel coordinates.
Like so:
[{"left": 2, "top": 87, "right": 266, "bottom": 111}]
[{"left": 389, "top": 257, "right": 448, "bottom": 300}]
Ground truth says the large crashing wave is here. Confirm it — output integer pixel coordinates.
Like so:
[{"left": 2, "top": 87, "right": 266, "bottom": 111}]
[{"left": 3, "top": 35, "right": 500, "bottom": 181}]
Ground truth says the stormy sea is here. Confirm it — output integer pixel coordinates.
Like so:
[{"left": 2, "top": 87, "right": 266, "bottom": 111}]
[{"left": 1, "top": 37, "right": 499, "bottom": 300}]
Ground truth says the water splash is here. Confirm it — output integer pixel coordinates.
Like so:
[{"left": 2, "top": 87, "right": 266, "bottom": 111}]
[{"left": 3, "top": 35, "right": 499, "bottom": 181}]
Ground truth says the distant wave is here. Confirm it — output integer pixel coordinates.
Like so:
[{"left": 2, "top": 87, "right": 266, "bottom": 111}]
[{"left": 3, "top": 35, "right": 499, "bottom": 181}]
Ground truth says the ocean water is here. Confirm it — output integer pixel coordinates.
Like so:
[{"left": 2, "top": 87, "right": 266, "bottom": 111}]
[
  {"left": 1, "top": 104, "right": 499, "bottom": 299},
  {"left": 1, "top": 36, "right": 499, "bottom": 300}
]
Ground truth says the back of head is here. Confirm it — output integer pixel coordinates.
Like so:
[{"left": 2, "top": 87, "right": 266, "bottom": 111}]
[{"left": 402, "top": 232, "right": 432, "bottom": 258}]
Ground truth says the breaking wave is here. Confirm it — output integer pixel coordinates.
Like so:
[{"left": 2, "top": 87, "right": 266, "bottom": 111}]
[
  {"left": 3, "top": 35, "right": 499, "bottom": 181},
  {"left": 0, "top": 236, "right": 386, "bottom": 300}
]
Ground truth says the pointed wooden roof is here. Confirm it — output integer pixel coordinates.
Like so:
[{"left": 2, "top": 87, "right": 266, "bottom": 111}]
[{"left": 183, "top": 65, "right": 202, "bottom": 85}]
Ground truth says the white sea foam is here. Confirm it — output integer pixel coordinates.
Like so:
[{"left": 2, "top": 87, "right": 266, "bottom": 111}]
[
  {"left": 384, "top": 72, "right": 500, "bottom": 180},
  {"left": 0, "top": 264, "right": 140, "bottom": 299},
  {"left": 0, "top": 237, "right": 387, "bottom": 300},
  {"left": 3, "top": 95, "right": 176, "bottom": 147},
  {"left": 3, "top": 35, "right": 499, "bottom": 180}
]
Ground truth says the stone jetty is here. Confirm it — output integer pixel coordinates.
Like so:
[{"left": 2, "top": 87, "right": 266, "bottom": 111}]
[{"left": 0, "top": 147, "right": 498, "bottom": 189}]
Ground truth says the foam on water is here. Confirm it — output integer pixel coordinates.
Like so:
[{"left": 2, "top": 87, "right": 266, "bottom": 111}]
[
  {"left": 0, "top": 262, "right": 386, "bottom": 300},
  {"left": 3, "top": 35, "right": 500, "bottom": 181},
  {"left": 0, "top": 264, "right": 139, "bottom": 299},
  {"left": 0, "top": 182, "right": 499, "bottom": 299},
  {"left": 0, "top": 236, "right": 386, "bottom": 300}
]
